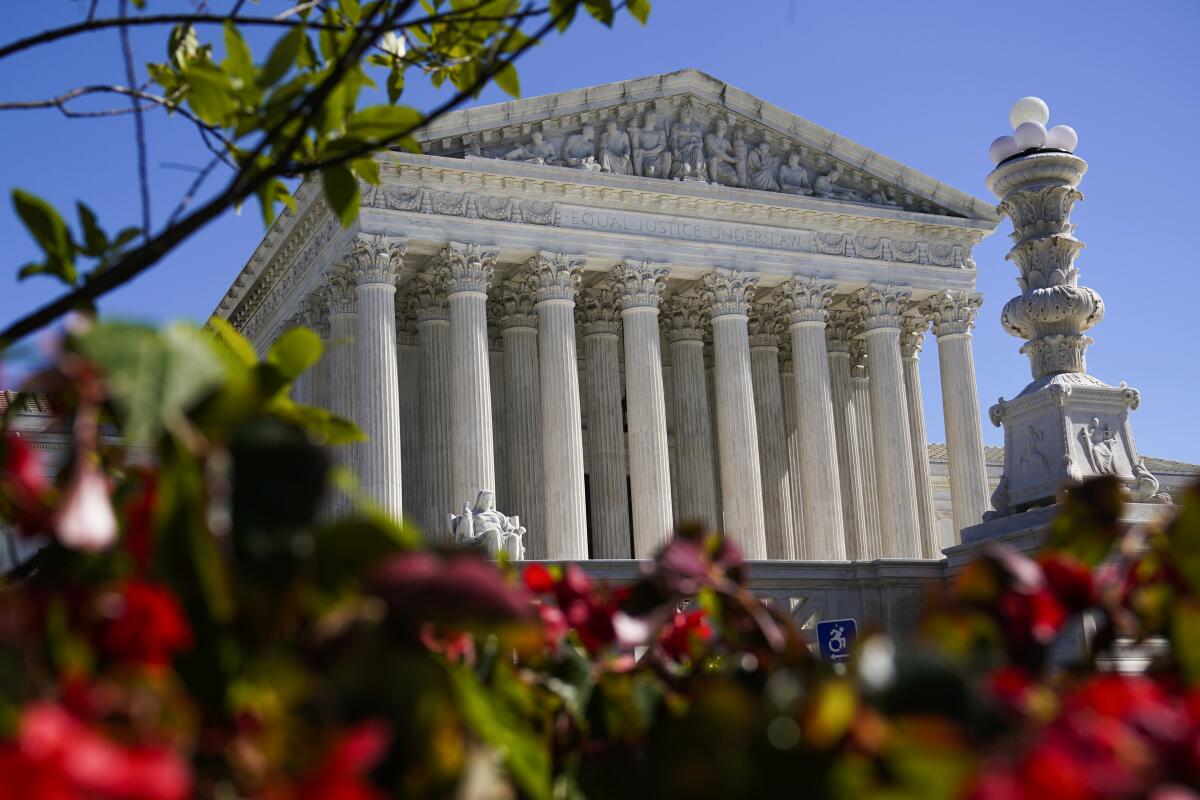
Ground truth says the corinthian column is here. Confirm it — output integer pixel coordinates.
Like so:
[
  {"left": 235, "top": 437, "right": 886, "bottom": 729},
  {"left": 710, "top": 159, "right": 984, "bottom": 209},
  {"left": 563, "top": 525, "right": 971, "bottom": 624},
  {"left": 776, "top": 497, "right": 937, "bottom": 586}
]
[
  {"left": 900, "top": 315, "right": 940, "bottom": 558},
  {"left": 779, "top": 277, "right": 845, "bottom": 560},
  {"left": 748, "top": 301, "right": 795, "bottom": 560},
  {"left": 413, "top": 272, "right": 453, "bottom": 541},
  {"left": 494, "top": 282, "right": 545, "bottom": 555},
  {"left": 395, "top": 295, "right": 423, "bottom": 521},
  {"left": 663, "top": 296, "right": 719, "bottom": 530},
  {"left": 577, "top": 280, "right": 630, "bottom": 558},
  {"left": 531, "top": 252, "right": 588, "bottom": 559},
  {"left": 920, "top": 290, "right": 990, "bottom": 536},
  {"left": 614, "top": 260, "right": 673, "bottom": 556},
  {"left": 850, "top": 338, "right": 883, "bottom": 559},
  {"left": 488, "top": 320, "right": 507, "bottom": 506},
  {"left": 777, "top": 338, "right": 807, "bottom": 557},
  {"left": 322, "top": 266, "right": 358, "bottom": 517},
  {"left": 850, "top": 284, "right": 921, "bottom": 558},
  {"left": 825, "top": 311, "right": 869, "bottom": 560},
  {"left": 302, "top": 295, "right": 330, "bottom": 414},
  {"left": 703, "top": 270, "right": 767, "bottom": 560},
  {"left": 351, "top": 235, "right": 407, "bottom": 519},
  {"left": 438, "top": 242, "right": 497, "bottom": 508}
]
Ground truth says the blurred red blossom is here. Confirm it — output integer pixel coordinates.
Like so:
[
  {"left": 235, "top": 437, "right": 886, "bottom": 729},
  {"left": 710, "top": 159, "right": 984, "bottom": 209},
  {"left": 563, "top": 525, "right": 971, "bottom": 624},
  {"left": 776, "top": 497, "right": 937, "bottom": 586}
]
[{"left": 100, "top": 579, "right": 193, "bottom": 668}]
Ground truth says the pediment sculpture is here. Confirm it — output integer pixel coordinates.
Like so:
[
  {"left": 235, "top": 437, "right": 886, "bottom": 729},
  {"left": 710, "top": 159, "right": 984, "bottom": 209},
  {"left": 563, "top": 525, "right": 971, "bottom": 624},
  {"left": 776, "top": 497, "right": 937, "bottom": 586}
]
[
  {"left": 463, "top": 104, "right": 924, "bottom": 212},
  {"left": 447, "top": 490, "right": 526, "bottom": 560}
]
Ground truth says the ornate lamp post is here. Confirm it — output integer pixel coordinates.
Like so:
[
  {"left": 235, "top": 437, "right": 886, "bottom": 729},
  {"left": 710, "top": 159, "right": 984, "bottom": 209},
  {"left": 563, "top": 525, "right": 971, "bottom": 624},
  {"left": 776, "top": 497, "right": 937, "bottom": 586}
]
[{"left": 981, "top": 98, "right": 1169, "bottom": 519}]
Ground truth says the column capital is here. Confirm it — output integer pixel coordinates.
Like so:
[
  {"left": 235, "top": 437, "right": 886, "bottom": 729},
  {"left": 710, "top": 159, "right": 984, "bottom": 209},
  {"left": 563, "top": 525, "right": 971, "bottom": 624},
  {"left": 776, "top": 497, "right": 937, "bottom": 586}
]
[
  {"left": 299, "top": 293, "right": 330, "bottom": 338},
  {"left": 615, "top": 259, "right": 668, "bottom": 311},
  {"left": 577, "top": 279, "right": 622, "bottom": 336},
  {"left": 351, "top": 233, "right": 408, "bottom": 286},
  {"left": 779, "top": 276, "right": 836, "bottom": 325},
  {"left": 850, "top": 283, "right": 912, "bottom": 331},
  {"left": 438, "top": 241, "right": 497, "bottom": 295},
  {"left": 322, "top": 265, "right": 357, "bottom": 315},
  {"left": 778, "top": 335, "right": 794, "bottom": 374},
  {"left": 494, "top": 280, "right": 538, "bottom": 330},
  {"left": 824, "top": 309, "right": 857, "bottom": 353},
  {"left": 395, "top": 295, "right": 420, "bottom": 346},
  {"left": 410, "top": 271, "right": 450, "bottom": 323},
  {"left": 900, "top": 314, "right": 929, "bottom": 357},
  {"left": 703, "top": 269, "right": 758, "bottom": 318},
  {"left": 920, "top": 289, "right": 983, "bottom": 337},
  {"left": 748, "top": 301, "right": 785, "bottom": 349},
  {"left": 529, "top": 251, "right": 585, "bottom": 304},
  {"left": 662, "top": 295, "right": 708, "bottom": 343}
]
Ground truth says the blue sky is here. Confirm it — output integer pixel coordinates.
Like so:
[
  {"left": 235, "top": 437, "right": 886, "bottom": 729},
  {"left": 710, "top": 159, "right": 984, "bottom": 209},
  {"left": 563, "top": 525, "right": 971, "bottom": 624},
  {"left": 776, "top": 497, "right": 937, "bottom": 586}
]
[{"left": 1, "top": 1, "right": 1197, "bottom": 462}]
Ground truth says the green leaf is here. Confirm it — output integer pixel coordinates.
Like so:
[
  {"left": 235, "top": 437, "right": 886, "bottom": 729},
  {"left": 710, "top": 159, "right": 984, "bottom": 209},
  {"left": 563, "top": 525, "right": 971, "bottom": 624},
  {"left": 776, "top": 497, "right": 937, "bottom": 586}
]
[
  {"left": 351, "top": 157, "right": 380, "bottom": 186},
  {"left": 321, "top": 164, "right": 360, "bottom": 227},
  {"left": 550, "top": 0, "right": 578, "bottom": 31},
  {"left": 182, "top": 60, "right": 237, "bottom": 124},
  {"left": 258, "top": 24, "right": 306, "bottom": 88},
  {"left": 12, "top": 189, "right": 76, "bottom": 284},
  {"left": 345, "top": 104, "right": 422, "bottom": 141},
  {"left": 267, "top": 327, "right": 322, "bottom": 382},
  {"left": 386, "top": 64, "right": 405, "bottom": 103},
  {"left": 583, "top": 0, "right": 614, "bottom": 26},
  {"left": 75, "top": 202, "right": 107, "bottom": 256},
  {"left": 626, "top": 0, "right": 651, "bottom": 24},
  {"left": 75, "top": 322, "right": 227, "bottom": 445},
  {"left": 339, "top": 0, "right": 363, "bottom": 23},
  {"left": 222, "top": 22, "right": 255, "bottom": 83},
  {"left": 493, "top": 63, "right": 520, "bottom": 98},
  {"left": 206, "top": 316, "right": 259, "bottom": 368}
]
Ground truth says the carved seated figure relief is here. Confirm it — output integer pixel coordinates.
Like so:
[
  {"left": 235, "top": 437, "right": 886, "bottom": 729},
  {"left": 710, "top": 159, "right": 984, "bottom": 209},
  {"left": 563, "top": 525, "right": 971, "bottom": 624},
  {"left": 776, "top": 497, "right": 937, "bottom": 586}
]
[
  {"left": 747, "top": 141, "right": 780, "bottom": 192},
  {"left": 447, "top": 490, "right": 526, "bottom": 560},
  {"left": 561, "top": 124, "right": 600, "bottom": 171},
  {"left": 813, "top": 165, "right": 864, "bottom": 202},
  {"left": 777, "top": 152, "right": 812, "bottom": 195},
  {"left": 598, "top": 120, "right": 633, "bottom": 175},
  {"left": 704, "top": 118, "right": 741, "bottom": 187},
  {"left": 502, "top": 130, "right": 558, "bottom": 165},
  {"left": 669, "top": 106, "right": 707, "bottom": 180},
  {"left": 633, "top": 110, "right": 672, "bottom": 178}
]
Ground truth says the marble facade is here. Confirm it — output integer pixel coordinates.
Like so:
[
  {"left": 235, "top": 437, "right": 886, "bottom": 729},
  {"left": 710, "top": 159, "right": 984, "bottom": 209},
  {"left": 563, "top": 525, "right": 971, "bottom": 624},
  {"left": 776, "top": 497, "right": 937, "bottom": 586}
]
[{"left": 214, "top": 70, "right": 1004, "bottom": 561}]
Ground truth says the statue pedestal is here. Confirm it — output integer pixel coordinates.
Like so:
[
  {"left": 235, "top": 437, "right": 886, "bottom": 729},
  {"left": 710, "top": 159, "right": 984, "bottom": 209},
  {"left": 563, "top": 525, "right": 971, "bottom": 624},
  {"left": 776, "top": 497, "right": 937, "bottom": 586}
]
[{"left": 989, "top": 373, "right": 1166, "bottom": 516}]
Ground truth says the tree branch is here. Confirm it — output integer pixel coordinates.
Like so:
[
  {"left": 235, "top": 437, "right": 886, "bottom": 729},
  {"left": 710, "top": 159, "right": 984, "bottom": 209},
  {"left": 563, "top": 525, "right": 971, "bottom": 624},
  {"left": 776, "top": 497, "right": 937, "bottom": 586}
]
[{"left": 119, "top": 0, "right": 152, "bottom": 238}]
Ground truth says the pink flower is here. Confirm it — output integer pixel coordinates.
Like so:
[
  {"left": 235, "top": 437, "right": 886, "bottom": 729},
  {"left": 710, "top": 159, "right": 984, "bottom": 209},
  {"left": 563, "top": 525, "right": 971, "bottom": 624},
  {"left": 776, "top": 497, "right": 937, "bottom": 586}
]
[
  {"left": 56, "top": 459, "right": 117, "bottom": 551},
  {"left": 100, "top": 580, "right": 194, "bottom": 668}
]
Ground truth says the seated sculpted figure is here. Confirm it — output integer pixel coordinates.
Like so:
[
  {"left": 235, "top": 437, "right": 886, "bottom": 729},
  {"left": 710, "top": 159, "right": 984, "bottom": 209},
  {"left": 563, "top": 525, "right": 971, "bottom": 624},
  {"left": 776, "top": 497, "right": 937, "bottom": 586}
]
[
  {"left": 813, "top": 165, "right": 864, "bottom": 201},
  {"left": 447, "top": 490, "right": 526, "bottom": 560},
  {"left": 633, "top": 110, "right": 672, "bottom": 178},
  {"left": 704, "top": 118, "right": 741, "bottom": 187},
  {"left": 669, "top": 107, "right": 707, "bottom": 180},
  {"left": 502, "top": 130, "right": 558, "bottom": 165},
  {"left": 747, "top": 141, "right": 780, "bottom": 192},
  {"left": 561, "top": 124, "right": 600, "bottom": 171},
  {"left": 598, "top": 120, "right": 633, "bottom": 175},
  {"left": 778, "top": 152, "right": 812, "bottom": 195}
]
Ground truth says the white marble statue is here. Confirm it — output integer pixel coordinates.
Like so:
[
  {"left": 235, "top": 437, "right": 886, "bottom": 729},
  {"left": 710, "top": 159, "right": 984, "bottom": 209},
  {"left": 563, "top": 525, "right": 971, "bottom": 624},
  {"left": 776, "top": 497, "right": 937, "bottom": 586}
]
[
  {"left": 503, "top": 131, "right": 558, "bottom": 165},
  {"left": 447, "top": 490, "right": 526, "bottom": 560},
  {"left": 561, "top": 124, "right": 600, "bottom": 171},
  {"left": 777, "top": 152, "right": 812, "bottom": 195},
  {"left": 669, "top": 106, "right": 707, "bottom": 180},
  {"left": 704, "top": 118, "right": 741, "bottom": 187},
  {"left": 633, "top": 110, "right": 672, "bottom": 178},
  {"left": 747, "top": 141, "right": 780, "bottom": 192},
  {"left": 814, "top": 165, "right": 864, "bottom": 201},
  {"left": 598, "top": 120, "right": 632, "bottom": 175},
  {"left": 1079, "top": 417, "right": 1119, "bottom": 475}
]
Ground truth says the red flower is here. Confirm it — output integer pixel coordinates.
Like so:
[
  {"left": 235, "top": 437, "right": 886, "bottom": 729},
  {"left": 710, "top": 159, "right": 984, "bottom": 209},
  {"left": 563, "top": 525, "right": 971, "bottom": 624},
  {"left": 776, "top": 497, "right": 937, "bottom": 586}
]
[
  {"left": 124, "top": 469, "right": 159, "bottom": 572},
  {"left": 0, "top": 431, "right": 53, "bottom": 537},
  {"left": 986, "top": 666, "right": 1036, "bottom": 716},
  {"left": 370, "top": 552, "right": 533, "bottom": 625},
  {"left": 295, "top": 721, "right": 390, "bottom": 800},
  {"left": 659, "top": 609, "right": 712, "bottom": 662},
  {"left": 0, "top": 702, "right": 191, "bottom": 800},
  {"left": 537, "top": 603, "right": 569, "bottom": 650},
  {"left": 1039, "top": 553, "right": 1096, "bottom": 612},
  {"left": 100, "top": 580, "right": 193, "bottom": 668},
  {"left": 523, "top": 563, "right": 555, "bottom": 594}
]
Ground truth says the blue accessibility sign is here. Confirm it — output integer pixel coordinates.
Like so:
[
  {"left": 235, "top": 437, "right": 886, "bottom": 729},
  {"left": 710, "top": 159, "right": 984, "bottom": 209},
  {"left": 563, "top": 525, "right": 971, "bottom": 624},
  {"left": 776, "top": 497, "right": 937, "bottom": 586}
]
[{"left": 815, "top": 618, "right": 857, "bottom": 663}]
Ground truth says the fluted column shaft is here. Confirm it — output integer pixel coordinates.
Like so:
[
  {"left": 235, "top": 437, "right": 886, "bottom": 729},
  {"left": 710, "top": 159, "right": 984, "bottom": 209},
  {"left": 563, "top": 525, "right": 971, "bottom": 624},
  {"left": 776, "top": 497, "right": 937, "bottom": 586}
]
[
  {"left": 749, "top": 303, "right": 794, "bottom": 559},
  {"left": 705, "top": 271, "right": 767, "bottom": 560},
  {"left": 414, "top": 273, "right": 453, "bottom": 541},
  {"left": 781, "top": 278, "right": 845, "bottom": 560},
  {"left": 488, "top": 331, "right": 507, "bottom": 506},
  {"left": 851, "top": 343, "right": 883, "bottom": 559},
  {"left": 617, "top": 262, "right": 673, "bottom": 556},
  {"left": 396, "top": 300, "right": 423, "bottom": 522},
  {"left": 825, "top": 312, "right": 869, "bottom": 560},
  {"left": 778, "top": 348, "right": 807, "bottom": 557},
  {"left": 324, "top": 269, "right": 358, "bottom": 518},
  {"left": 442, "top": 243, "right": 496, "bottom": 506},
  {"left": 498, "top": 320, "right": 545, "bottom": 556},
  {"left": 852, "top": 285, "right": 921, "bottom": 558},
  {"left": 664, "top": 297, "right": 719, "bottom": 529},
  {"left": 923, "top": 291, "right": 990, "bottom": 537},
  {"left": 582, "top": 325, "right": 630, "bottom": 558},
  {"left": 352, "top": 236, "right": 406, "bottom": 519},
  {"left": 532, "top": 253, "right": 588, "bottom": 559},
  {"left": 900, "top": 318, "right": 939, "bottom": 558}
]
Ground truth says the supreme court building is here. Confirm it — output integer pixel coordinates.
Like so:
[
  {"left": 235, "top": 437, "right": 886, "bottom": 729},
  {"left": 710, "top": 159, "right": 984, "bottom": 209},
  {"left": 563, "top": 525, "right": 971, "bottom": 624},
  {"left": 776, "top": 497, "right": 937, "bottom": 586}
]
[{"left": 213, "top": 69, "right": 1005, "bottom": 564}]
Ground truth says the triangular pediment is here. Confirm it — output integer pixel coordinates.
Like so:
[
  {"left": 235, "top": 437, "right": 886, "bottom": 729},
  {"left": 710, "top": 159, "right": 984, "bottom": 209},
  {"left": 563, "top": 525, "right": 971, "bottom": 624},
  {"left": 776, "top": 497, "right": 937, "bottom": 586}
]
[{"left": 415, "top": 69, "right": 996, "bottom": 221}]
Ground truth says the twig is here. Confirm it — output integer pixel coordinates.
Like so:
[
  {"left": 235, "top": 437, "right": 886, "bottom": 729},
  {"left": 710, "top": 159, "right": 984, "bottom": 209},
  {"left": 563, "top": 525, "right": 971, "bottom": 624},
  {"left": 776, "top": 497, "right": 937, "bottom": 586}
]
[
  {"left": 167, "top": 155, "right": 224, "bottom": 226},
  {"left": 119, "top": 0, "right": 151, "bottom": 238}
]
